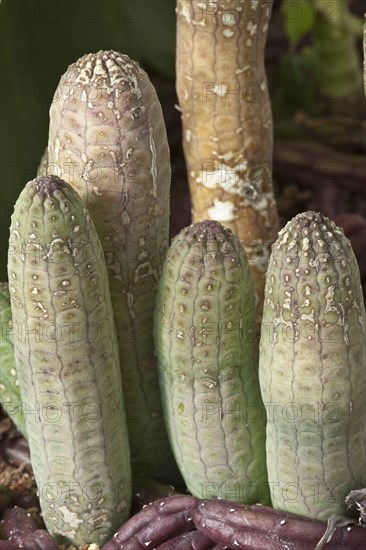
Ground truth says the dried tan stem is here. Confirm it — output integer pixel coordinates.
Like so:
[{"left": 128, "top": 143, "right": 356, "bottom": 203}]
[{"left": 176, "top": 0, "right": 279, "bottom": 324}]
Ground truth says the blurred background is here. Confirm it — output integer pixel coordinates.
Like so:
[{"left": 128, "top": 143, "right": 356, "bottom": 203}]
[{"left": 1, "top": 0, "right": 365, "bottom": 287}]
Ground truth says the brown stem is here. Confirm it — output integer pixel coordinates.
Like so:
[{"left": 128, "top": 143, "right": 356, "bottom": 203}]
[
  {"left": 176, "top": 0, "right": 279, "bottom": 325},
  {"left": 0, "top": 507, "right": 57, "bottom": 550},
  {"left": 132, "top": 474, "right": 179, "bottom": 514},
  {"left": 156, "top": 530, "right": 223, "bottom": 550},
  {"left": 276, "top": 112, "right": 366, "bottom": 154},
  {"left": 273, "top": 140, "right": 366, "bottom": 193},
  {"left": 101, "top": 495, "right": 198, "bottom": 550},
  {"left": 193, "top": 499, "right": 366, "bottom": 549}
]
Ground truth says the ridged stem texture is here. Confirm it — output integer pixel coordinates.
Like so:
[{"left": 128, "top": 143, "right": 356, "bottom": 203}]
[
  {"left": 47, "top": 50, "right": 178, "bottom": 483},
  {"left": 0, "top": 283, "right": 26, "bottom": 435},
  {"left": 259, "top": 211, "right": 366, "bottom": 520},
  {"left": 155, "top": 220, "right": 270, "bottom": 504},
  {"left": 176, "top": 0, "right": 279, "bottom": 325},
  {"left": 7, "top": 175, "right": 131, "bottom": 546}
]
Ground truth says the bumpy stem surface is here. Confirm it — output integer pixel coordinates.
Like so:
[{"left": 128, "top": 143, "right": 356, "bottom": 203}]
[
  {"left": 7, "top": 175, "right": 131, "bottom": 545},
  {"left": 176, "top": 0, "right": 279, "bottom": 325},
  {"left": 0, "top": 283, "right": 26, "bottom": 435},
  {"left": 155, "top": 220, "right": 270, "bottom": 504},
  {"left": 47, "top": 51, "right": 179, "bottom": 483},
  {"left": 259, "top": 211, "right": 366, "bottom": 520}
]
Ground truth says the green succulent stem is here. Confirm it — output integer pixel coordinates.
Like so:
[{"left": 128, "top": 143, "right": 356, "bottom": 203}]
[{"left": 310, "top": 0, "right": 363, "bottom": 113}]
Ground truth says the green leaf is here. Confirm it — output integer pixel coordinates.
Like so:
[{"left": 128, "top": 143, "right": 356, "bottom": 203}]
[
  {"left": 283, "top": 0, "right": 315, "bottom": 49},
  {"left": 345, "top": 12, "right": 364, "bottom": 38}
]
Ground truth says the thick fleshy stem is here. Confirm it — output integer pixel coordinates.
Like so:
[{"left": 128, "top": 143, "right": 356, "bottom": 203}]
[
  {"left": 193, "top": 499, "right": 366, "bottom": 549},
  {"left": 0, "top": 507, "right": 57, "bottom": 550},
  {"left": 176, "top": 0, "right": 279, "bottom": 326},
  {"left": 102, "top": 495, "right": 198, "bottom": 550},
  {"left": 156, "top": 530, "right": 224, "bottom": 550}
]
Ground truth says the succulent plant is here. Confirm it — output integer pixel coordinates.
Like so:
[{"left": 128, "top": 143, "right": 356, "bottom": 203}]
[
  {"left": 7, "top": 175, "right": 131, "bottom": 546},
  {"left": 193, "top": 497, "right": 366, "bottom": 549},
  {"left": 154, "top": 220, "right": 270, "bottom": 505},
  {"left": 259, "top": 211, "right": 366, "bottom": 520},
  {"left": 1, "top": 17, "right": 366, "bottom": 545},
  {"left": 0, "top": 283, "right": 26, "bottom": 436},
  {"left": 46, "top": 50, "right": 179, "bottom": 484},
  {"left": 0, "top": 507, "right": 58, "bottom": 549},
  {"left": 176, "top": 0, "right": 279, "bottom": 325}
]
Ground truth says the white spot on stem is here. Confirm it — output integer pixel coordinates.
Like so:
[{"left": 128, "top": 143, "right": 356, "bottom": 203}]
[
  {"left": 207, "top": 199, "right": 235, "bottom": 222},
  {"left": 223, "top": 28, "right": 234, "bottom": 38},
  {"left": 222, "top": 13, "right": 236, "bottom": 26}
]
